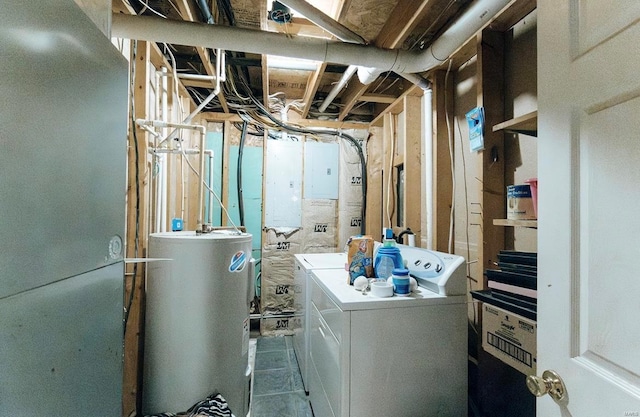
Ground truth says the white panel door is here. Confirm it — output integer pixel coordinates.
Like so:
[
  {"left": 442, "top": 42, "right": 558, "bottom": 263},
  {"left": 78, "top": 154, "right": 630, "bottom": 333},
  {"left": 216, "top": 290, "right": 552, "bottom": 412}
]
[
  {"left": 304, "top": 141, "right": 339, "bottom": 199},
  {"left": 264, "top": 140, "right": 303, "bottom": 227},
  {"left": 537, "top": 0, "right": 640, "bottom": 415}
]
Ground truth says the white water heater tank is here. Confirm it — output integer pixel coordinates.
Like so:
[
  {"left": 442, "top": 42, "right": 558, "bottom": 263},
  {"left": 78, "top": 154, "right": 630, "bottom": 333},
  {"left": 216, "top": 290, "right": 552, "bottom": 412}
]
[{"left": 143, "top": 230, "right": 253, "bottom": 416}]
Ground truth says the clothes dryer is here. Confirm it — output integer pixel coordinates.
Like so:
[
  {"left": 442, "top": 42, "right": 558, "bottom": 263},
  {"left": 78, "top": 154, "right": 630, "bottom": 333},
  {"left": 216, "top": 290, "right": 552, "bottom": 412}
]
[{"left": 293, "top": 252, "right": 347, "bottom": 392}]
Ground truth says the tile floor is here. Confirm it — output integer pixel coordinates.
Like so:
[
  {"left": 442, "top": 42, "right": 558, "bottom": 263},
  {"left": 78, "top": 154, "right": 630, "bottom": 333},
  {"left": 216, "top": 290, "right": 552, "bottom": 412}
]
[{"left": 249, "top": 336, "right": 313, "bottom": 417}]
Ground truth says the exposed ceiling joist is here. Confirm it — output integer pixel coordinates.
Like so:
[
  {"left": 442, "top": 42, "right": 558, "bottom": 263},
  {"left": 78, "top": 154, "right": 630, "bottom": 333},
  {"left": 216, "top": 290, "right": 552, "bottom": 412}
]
[
  {"left": 360, "top": 94, "right": 397, "bottom": 104},
  {"left": 374, "top": 0, "right": 433, "bottom": 48},
  {"left": 301, "top": 62, "right": 328, "bottom": 119},
  {"left": 175, "top": 0, "right": 229, "bottom": 113},
  {"left": 112, "top": 0, "right": 536, "bottom": 123}
]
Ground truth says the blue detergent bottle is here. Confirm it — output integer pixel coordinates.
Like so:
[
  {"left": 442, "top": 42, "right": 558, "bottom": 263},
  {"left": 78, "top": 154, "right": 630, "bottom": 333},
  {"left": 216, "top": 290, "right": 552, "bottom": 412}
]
[{"left": 374, "top": 245, "right": 404, "bottom": 279}]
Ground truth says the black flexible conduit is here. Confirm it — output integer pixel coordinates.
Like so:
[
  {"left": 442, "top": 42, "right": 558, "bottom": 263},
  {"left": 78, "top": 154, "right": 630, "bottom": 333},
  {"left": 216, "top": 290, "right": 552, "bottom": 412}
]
[
  {"left": 237, "top": 120, "right": 248, "bottom": 226},
  {"left": 195, "top": 0, "right": 214, "bottom": 24}
]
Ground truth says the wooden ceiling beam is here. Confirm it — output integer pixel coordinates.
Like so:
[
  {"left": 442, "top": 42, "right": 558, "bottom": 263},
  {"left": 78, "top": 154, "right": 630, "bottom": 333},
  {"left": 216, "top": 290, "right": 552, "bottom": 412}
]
[
  {"left": 175, "top": 0, "right": 230, "bottom": 113},
  {"left": 425, "top": 0, "right": 537, "bottom": 75},
  {"left": 374, "top": 0, "right": 433, "bottom": 49},
  {"left": 266, "top": 17, "right": 336, "bottom": 38},
  {"left": 148, "top": 44, "right": 195, "bottom": 110},
  {"left": 283, "top": 0, "right": 348, "bottom": 121},
  {"left": 359, "top": 94, "right": 397, "bottom": 104},
  {"left": 197, "top": 111, "right": 368, "bottom": 130},
  {"left": 370, "top": 84, "right": 421, "bottom": 126},
  {"left": 262, "top": 54, "right": 270, "bottom": 110},
  {"left": 113, "top": 0, "right": 195, "bottom": 107},
  {"left": 336, "top": 0, "right": 354, "bottom": 22},
  {"left": 112, "top": 0, "right": 136, "bottom": 14},
  {"left": 180, "top": 78, "right": 222, "bottom": 89},
  {"left": 338, "top": 78, "right": 368, "bottom": 121},
  {"left": 301, "top": 62, "right": 328, "bottom": 119},
  {"left": 337, "top": 0, "right": 432, "bottom": 122}
]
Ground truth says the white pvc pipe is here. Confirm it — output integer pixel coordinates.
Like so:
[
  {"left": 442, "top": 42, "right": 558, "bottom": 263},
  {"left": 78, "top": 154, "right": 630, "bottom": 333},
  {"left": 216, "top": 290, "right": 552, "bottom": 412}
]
[
  {"left": 112, "top": 0, "right": 511, "bottom": 74},
  {"left": 161, "top": 67, "right": 169, "bottom": 232},
  {"left": 136, "top": 118, "right": 208, "bottom": 230},
  {"left": 386, "top": 115, "right": 395, "bottom": 229},
  {"left": 150, "top": 148, "right": 201, "bottom": 155},
  {"left": 136, "top": 119, "right": 206, "bottom": 133},
  {"left": 136, "top": 46, "right": 223, "bottom": 232},
  {"left": 112, "top": 13, "right": 398, "bottom": 69},
  {"left": 276, "top": 0, "right": 366, "bottom": 113},
  {"left": 186, "top": 48, "right": 223, "bottom": 121},
  {"left": 140, "top": 124, "right": 161, "bottom": 138},
  {"left": 154, "top": 155, "right": 161, "bottom": 233},
  {"left": 161, "top": 67, "right": 168, "bottom": 134},
  {"left": 181, "top": 148, "right": 186, "bottom": 223},
  {"left": 205, "top": 150, "right": 214, "bottom": 225},
  {"left": 157, "top": 49, "right": 224, "bottom": 147},
  {"left": 423, "top": 89, "right": 434, "bottom": 250},
  {"left": 218, "top": 51, "right": 226, "bottom": 83},
  {"left": 176, "top": 73, "right": 220, "bottom": 82},
  {"left": 280, "top": 106, "right": 288, "bottom": 140},
  {"left": 160, "top": 154, "right": 167, "bottom": 232},
  {"left": 197, "top": 129, "right": 207, "bottom": 230},
  {"left": 318, "top": 65, "right": 357, "bottom": 112}
]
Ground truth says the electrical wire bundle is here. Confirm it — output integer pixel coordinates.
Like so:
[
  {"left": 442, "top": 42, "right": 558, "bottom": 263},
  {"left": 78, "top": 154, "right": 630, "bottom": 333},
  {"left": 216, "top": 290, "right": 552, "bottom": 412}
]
[{"left": 224, "top": 64, "right": 369, "bottom": 234}]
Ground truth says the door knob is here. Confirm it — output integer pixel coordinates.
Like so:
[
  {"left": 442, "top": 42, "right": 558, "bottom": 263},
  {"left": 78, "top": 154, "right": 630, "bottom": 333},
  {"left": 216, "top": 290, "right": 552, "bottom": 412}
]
[{"left": 526, "top": 370, "right": 567, "bottom": 402}]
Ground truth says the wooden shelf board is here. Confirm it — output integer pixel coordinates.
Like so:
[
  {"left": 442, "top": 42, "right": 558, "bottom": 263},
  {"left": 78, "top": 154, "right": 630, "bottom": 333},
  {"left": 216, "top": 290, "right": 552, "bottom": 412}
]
[
  {"left": 493, "top": 219, "right": 538, "bottom": 228},
  {"left": 492, "top": 110, "right": 537, "bottom": 135}
]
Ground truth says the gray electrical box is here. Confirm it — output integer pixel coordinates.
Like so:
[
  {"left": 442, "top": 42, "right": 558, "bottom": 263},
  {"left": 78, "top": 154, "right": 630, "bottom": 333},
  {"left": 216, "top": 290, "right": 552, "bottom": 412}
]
[{"left": 304, "top": 141, "right": 339, "bottom": 199}]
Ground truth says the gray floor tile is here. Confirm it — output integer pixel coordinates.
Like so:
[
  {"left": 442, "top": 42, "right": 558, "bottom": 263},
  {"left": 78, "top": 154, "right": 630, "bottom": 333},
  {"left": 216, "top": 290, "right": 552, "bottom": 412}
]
[
  {"left": 251, "top": 336, "right": 312, "bottom": 416},
  {"left": 287, "top": 348, "right": 298, "bottom": 366},
  {"left": 254, "top": 350, "right": 289, "bottom": 371},
  {"left": 251, "top": 392, "right": 311, "bottom": 417},
  {"left": 285, "top": 335, "right": 294, "bottom": 350},
  {"left": 291, "top": 367, "right": 304, "bottom": 392},
  {"left": 256, "top": 335, "right": 287, "bottom": 352},
  {"left": 253, "top": 368, "right": 293, "bottom": 396}
]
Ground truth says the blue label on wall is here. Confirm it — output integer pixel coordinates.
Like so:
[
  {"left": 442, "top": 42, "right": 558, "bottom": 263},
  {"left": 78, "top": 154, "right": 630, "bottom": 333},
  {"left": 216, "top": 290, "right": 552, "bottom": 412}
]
[
  {"left": 229, "top": 251, "right": 247, "bottom": 272},
  {"left": 507, "top": 184, "right": 532, "bottom": 198}
]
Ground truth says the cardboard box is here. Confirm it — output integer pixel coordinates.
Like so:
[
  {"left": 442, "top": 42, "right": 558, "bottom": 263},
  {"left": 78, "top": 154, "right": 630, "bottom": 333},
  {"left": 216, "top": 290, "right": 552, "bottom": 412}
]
[
  {"left": 482, "top": 303, "right": 537, "bottom": 375},
  {"left": 507, "top": 184, "right": 536, "bottom": 220}
]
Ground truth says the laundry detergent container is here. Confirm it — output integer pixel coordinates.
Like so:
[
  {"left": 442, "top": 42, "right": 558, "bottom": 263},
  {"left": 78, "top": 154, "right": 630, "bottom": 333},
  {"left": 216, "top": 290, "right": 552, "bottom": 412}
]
[{"left": 374, "top": 246, "right": 404, "bottom": 279}]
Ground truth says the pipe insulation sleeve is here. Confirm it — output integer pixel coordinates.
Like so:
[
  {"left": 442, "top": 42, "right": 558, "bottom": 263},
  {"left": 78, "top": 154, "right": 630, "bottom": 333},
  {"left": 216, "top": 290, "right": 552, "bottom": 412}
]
[
  {"left": 112, "top": 14, "right": 402, "bottom": 71},
  {"left": 390, "top": 0, "right": 512, "bottom": 73},
  {"left": 112, "top": 0, "right": 510, "bottom": 74}
]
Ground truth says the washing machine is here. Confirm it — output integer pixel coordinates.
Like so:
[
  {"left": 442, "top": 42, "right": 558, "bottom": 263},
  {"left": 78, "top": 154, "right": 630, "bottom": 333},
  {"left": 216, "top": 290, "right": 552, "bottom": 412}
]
[
  {"left": 307, "top": 246, "right": 468, "bottom": 417},
  {"left": 293, "top": 252, "right": 347, "bottom": 392}
]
